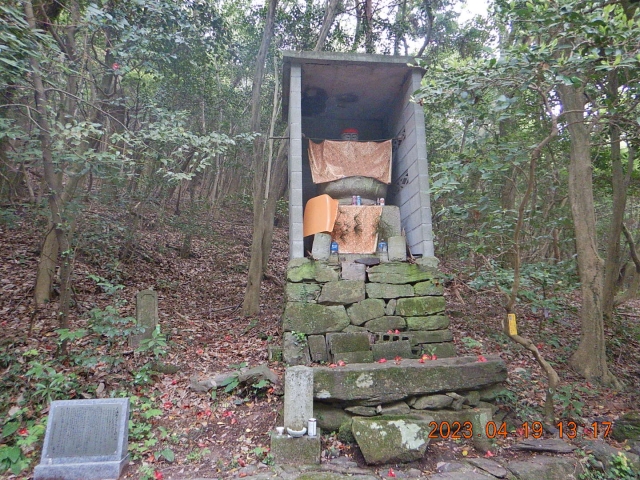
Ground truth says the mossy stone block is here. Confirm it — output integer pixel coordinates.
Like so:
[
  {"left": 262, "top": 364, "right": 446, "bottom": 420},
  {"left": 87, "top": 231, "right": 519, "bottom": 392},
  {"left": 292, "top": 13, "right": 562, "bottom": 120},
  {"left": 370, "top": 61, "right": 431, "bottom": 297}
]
[
  {"left": 408, "top": 329, "right": 453, "bottom": 344},
  {"left": 314, "top": 403, "right": 352, "bottom": 432},
  {"left": 318, "top": 280, "right": 366, "bottom": 306},
  {"left": 352, "top": 415, "right": 433, "bottom": 464},
  {"left": 396, "top": 296, "right": 446, "bottom": 316},
  {"left": 307, "top": 335, "right": 328, "bottom": 362},
  {"left": 347, "top": 298, "right": 386, "bottom": 325},
  {"left": 406, "top": 315, "right": 450, "bottom": 331},
  {"left": 612, "top": 412, "right": 640, "bottom": 442},
  {"left": 364, "top": 316, "right": 406, "bottom": 332},
  {"left": 285, "top": 283, "right": 322, "bottom": 303},
  {"left": 327, "top": 332, "right": 371, "bottom": 353},
  {"left": 413, "top": 280, "right": 444, "bottom": 296},
  {"left": 287, "top": 258, "right": 339, "bottom": 283},
  {"left": 313, "top": 356, "right": 507, "bottom": 405},
  {"left": 283, "top": 303, "right": 350, "bottom": 335},
  {"left": 367, "top": 263, "right": 441, "bottom": 285},
  {"left": 371, "top": 340, "right": 413, "bottom": 360},
  {"left": 271, "top": 431, "right": 321, "bottom": 465},
  {"left": 365, "top": 283, "right": 414, "bottom": 299},
  {"left": 333, "top": 351, "right": 374, "bottom": 364}
]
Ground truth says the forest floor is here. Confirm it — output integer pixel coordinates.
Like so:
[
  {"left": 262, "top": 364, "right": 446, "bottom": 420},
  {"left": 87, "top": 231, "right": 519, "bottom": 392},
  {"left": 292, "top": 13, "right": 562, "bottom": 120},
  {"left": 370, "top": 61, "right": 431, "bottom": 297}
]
[{"left": 1, "top": 201, "right": 639, "bottom": 479}]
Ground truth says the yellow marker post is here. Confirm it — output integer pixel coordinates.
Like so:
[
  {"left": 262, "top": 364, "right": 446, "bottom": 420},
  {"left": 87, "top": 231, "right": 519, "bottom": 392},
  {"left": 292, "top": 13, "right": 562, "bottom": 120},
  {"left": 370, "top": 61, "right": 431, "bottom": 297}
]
[{"left": 506, "top": 313, "right": 518, "bottom": 336}]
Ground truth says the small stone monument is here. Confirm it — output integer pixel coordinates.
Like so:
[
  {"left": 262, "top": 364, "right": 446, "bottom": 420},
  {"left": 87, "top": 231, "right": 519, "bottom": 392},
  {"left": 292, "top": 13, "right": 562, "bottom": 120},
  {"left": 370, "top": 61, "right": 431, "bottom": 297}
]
[
  {"left": 129, "top": 289, "right": 158, "bottom": 347},
  {"left": 271, "top": 366, "right": 320, "bottom": 464},
  {"left": 34, "top": 398, "right": 130, "bottom": 480},
  {"left": 284, "top": 366, "right": 314, "bottom": 430}
]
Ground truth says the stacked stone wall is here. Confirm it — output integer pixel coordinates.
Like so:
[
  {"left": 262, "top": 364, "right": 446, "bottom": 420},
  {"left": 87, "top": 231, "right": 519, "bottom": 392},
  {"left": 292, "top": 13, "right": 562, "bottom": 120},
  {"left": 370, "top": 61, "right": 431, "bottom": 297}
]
[{"left": 282, "top": 257, "right": 456, "bottom": 365}]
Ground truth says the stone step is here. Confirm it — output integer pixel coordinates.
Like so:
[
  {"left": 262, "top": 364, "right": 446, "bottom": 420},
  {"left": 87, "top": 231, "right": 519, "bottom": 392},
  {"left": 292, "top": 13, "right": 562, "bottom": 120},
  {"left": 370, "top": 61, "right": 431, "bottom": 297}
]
[{"left": 313, "top": 355, "right": 507, "bottom": 405}]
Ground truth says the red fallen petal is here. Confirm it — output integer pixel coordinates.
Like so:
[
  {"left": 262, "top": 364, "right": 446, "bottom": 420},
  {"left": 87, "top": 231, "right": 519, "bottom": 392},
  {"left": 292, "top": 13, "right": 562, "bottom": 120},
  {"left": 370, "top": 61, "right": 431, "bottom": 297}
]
[
  {"left": 18, "top": 428, "right": 28, "bottom": 436},
  {"left": 337, "top": 360, "right": 346, "bottom": 367},
  {"left": 484, "top": 450, "right": 494, "bottom": 457},
  {"left": 378, "top": 358, "right": 387, "bottom": 363},
  {"left": 388, "top": 467, "right": 396, "bottom": 477},
  {"left": 431, "top": 354, "right": 437, "bottom": 360},
  {"left": 230, "top": 418, "right": 237, "bottom": 424},
  {"left": 329, "top": 363, "right": 337, "bottom": 368},
  {"left": 477, "top": 355, "right": 487, "bottom": 362},
  {"left": 394, "top": 329, "right": 400, "bottom": 334},
  {"left": 154, "top": 470, "right": 163, "bottom": 480},
  {"left": 394, "top": 356, "right": 402, "bottom": 361},
  {"left": 421, "top": 354, "right": 431, "bottom": 361},
  {"left": 419, "top": 358, "right": 425, "bottom": 363},
  {"left": 387, "top": 330, "right": 393, "bottom": 334}
]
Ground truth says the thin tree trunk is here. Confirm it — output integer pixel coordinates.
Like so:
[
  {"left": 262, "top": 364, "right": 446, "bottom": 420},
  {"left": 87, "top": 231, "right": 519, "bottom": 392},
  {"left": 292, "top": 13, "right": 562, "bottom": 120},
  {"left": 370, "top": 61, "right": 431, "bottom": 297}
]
[
  {"left": 557, "top": 83, "right": 619, "bottom": 387},
  {"left": 242, "top": 0, "right": 279, "bottom": 316},
  {"left": 315, "top": 0, "right": 340, "bottom": 51},
  {"left": 603, "top": 72, "right": 631, "bottom": 322}
]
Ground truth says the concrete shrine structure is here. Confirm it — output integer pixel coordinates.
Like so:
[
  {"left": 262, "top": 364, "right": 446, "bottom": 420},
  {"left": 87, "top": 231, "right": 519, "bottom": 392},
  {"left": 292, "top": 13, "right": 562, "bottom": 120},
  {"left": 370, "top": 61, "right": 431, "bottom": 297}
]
[{"left": 282, "top": 51, "right": 435, "bottom": 259}]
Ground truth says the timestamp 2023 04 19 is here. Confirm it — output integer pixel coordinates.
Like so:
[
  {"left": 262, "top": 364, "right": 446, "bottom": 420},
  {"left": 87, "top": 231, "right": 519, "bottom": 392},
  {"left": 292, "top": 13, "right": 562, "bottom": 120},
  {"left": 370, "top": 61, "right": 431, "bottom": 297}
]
[{"left": 427, "top": 420, "right": 612, "bottom": 440}]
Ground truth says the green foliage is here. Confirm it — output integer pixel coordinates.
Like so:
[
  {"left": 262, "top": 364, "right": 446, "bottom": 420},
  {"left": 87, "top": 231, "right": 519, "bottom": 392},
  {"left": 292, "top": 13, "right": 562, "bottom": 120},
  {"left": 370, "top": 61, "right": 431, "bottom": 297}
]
[
  {"left": 290, "top": 331, "right": 307, "bottom": 344},
  {"left": 0, "top": 408, "right": 47, "bottom": 476},
  {"left": 555, "top": 384, "right": 593, "bottom": 421},
  {"left": 137, "top": 325, "right": 169, "bottom": 358},
  {"left": 128, "top": 395, "right": 165, "bottom": 461},
  {"left": 580, "top": 452, "right": 639, "bottom": 480},
  {"left": 185, "top": 447, "right": 210, "bottom": 463}
]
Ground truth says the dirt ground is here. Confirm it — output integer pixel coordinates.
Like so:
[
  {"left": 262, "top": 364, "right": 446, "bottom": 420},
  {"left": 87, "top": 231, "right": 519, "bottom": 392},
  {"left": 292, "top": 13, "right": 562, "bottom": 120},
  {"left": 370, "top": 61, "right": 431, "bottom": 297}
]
[{"left": 1, "top": 202, "right": 638, "bottom": 479}]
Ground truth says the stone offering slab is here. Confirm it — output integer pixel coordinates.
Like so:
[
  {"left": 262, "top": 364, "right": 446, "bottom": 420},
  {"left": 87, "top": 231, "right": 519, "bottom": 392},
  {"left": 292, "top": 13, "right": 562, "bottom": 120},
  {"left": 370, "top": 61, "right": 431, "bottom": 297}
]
[{"left": 34, "top": 398, "right": 129, "bottom": 480}]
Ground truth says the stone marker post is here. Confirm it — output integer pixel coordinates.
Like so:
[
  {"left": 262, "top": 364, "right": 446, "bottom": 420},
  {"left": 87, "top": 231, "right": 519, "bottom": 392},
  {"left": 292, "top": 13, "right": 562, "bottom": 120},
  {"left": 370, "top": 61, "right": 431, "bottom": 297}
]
[
  {"left": 284, "top": 366, "right": 313, "bottom": 431},
  {"left": 129, "top": 289, "right": 158, "bottom": 348}
]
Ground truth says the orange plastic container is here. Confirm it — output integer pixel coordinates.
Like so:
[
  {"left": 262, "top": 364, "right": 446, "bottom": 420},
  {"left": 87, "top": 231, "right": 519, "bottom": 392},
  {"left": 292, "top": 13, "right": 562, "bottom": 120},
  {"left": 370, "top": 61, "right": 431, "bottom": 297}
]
[{"left": 303, "top": 194, "right": 339, "bottom": 237}]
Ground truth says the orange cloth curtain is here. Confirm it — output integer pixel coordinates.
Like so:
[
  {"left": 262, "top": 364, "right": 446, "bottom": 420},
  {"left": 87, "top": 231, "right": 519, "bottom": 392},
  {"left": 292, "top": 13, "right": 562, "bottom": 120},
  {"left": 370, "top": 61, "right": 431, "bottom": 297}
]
[{"left": 308, "top": 140, "right": 392, "bottom": 184}]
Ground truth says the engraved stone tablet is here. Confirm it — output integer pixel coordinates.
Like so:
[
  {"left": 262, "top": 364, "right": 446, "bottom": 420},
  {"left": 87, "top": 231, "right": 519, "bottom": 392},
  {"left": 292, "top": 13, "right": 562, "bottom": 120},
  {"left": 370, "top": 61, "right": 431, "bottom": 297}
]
[
  {"left": 129, "top": 289, "right": 158, "bottom": 347},
  {"left": 34, "top": 398, "right": 129, "bottom": 480}
]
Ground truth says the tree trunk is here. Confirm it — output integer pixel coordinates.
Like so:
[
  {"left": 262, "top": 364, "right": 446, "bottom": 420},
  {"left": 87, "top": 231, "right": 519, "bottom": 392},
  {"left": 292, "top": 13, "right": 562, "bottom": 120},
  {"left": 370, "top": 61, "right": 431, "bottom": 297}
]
[
  {"left": 315, "top": 0, "right": 340, "bottom": 51},
  {"left": 602, "top": 72, "right": 630, "bottom": 323},
  {"left": 557, "top": 84, "right": 619, "bottom": 386},
  {"left": 34, "top": 227, "right": 59, "bottom": 306},
  {"left": 242, "top": 0, "right": 279, "bottom": 316}
]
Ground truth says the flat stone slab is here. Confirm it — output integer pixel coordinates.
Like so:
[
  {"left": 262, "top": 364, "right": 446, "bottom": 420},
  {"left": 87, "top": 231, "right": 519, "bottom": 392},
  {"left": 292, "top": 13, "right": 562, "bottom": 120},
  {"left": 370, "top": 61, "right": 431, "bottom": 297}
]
[
  {"left": 467, "top": 457, "right": 509, "bottom": 478},
  {"left": 352, "top": 415, "right": 434, "bottom": 464},
  {"left": 313, "top": 355, "right": 507, "bottom": 405},
  {"left": 512, "top": 438, "right": 577, "bottom": 453},
  {"left": 505, "top": 456, "right": 581, "bottom": 480}
]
